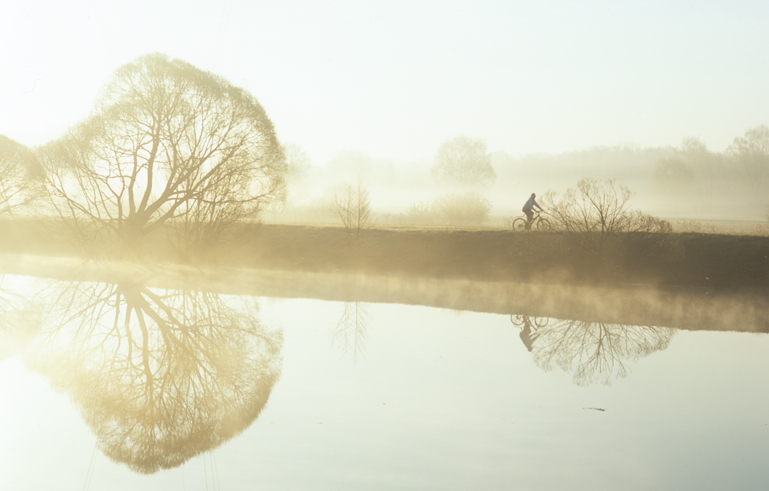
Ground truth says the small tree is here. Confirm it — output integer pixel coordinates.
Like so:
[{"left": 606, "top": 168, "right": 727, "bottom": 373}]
[
  {"left": 431, "top": 136, "right": 496, "bottom": 188},
  {"left": 333, "top": 183, "right": 371, "bottom": 241}
]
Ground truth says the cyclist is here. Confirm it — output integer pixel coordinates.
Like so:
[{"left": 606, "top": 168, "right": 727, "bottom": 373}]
[
  {"left": 522, "top": 193, "right": 543, "bottom": 229},
  {"left": 519, "top": 317, "right": 540, "bottom": 352}
]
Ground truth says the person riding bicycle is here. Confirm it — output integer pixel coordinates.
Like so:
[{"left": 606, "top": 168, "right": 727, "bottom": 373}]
[
  {"left": 522, "top": 193, "right": 543, "bottom": 229},
  {"left": 519, "top": 316, "right": 540, "bottom": 352}
]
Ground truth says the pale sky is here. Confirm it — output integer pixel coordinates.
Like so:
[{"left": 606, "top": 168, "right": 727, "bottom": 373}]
[{"left": 2, "top": 0, "right": 768, "bottom": 164}]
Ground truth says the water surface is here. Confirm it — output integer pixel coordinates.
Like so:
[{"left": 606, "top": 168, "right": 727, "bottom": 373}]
[{"left": 1, "top": 274, "right": 767, "bottom": 490}]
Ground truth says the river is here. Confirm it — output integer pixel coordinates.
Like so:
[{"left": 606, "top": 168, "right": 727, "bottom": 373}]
[{"left": 1, "top": 270, "right": 768, "bottom": 490}]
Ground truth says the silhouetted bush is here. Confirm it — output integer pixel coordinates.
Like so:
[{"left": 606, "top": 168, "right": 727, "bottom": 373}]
[
  {"left": 545, "top": 178, "right": 670, "bottom": 252},
  {"left": 542, "top": 179, "right": 676, "bottom": 281}
]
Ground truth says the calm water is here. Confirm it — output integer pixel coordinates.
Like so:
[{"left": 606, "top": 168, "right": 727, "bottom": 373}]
[{"left": 1, "top": 274, "right": 768, "bottom": 490}]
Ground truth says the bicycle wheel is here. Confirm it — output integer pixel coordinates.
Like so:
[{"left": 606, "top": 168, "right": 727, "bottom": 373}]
[
  {"left": 512, "top": 218, "right": 528, "bottom": 231},
  {"left": 536, "top": 218, "right": 551, "bottom": 231},
  {"left": 509, "top": 314, "right": 525, "bottom": 327},
  {"left": 533, "top": 316, "right": 549, "bottom": 328}
]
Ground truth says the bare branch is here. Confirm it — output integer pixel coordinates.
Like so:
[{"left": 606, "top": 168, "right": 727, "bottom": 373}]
[{"left": 38, "top": 53, "right": 286, "bottom": 253}]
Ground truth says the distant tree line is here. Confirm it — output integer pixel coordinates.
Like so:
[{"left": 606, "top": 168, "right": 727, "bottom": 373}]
[
  {"left": 493, "top": 127, "right": 769, "bottom": 209},
  {"left": 2, "top": 52, "right": 768, "bottom": 238}
]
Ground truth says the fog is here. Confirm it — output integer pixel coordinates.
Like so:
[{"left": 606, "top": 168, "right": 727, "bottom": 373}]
[
  {"left": 4, "top": 2, "right": 769, "bottom": 170},
  {"left": 3, "top": 5, "right": 769, "bottom": 489},
  {"left": 4, "top": 2, "right": 769, "bottom": 231},
  {"left": 270, "top": 134, "right": 769, "bottom": 228}
]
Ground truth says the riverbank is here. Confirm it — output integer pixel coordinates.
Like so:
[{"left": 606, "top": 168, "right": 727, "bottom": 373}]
[
  {"left": 223, "top": 224, "right": 769, "bottom": 289},
  {"left": 0, "top": 253, "right": 766, "bottom": 334},
  {"left": 0, "top": 219, "right": 766, "bottom": 333},
  {"left": 0, "top": 220, "right": 767, "bottom": 289}
]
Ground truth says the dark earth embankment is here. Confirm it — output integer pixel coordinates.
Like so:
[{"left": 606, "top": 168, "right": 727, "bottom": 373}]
[
  {"left": 0, "top": 219, "right": 767, "bottom": 332},
  {"left": 0, "top": 220, "right": 767, "bottom": 290},
  {"left": 226, "top": 225, "right": 769, "bottom": 289}
]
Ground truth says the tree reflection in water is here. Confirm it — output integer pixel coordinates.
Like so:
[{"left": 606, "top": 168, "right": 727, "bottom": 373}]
[
  {"left": 25, "top": 280, "right": 282, "bottom": 474},
  {"left": 0, "top": 276, "right": 42, "bottom": 361},
  {"left": 332, "top": 302, "right": 370, "bottom": 361},
  {"left": 512, "top": 315, "right": 674, "bottom": 386}
]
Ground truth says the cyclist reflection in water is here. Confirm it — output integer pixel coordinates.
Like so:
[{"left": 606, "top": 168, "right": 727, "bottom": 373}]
[
  {"left": 522, "top": 193, "right": 543, "bottom": 229},
  {"left": 511, "top": 315, "right": 541, "bottom": 352},
  {"left": 519, "top": 317, "right": 540, "bottom": 352}
]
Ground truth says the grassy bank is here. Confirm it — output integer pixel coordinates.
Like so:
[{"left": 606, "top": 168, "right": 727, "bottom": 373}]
[
  {"left": 0, "top": 252, "right": 766, "bottom": 334},
  {"left": 223, "top": 224, "right": 769, "bottom": 289},
  {"left": 1, "top": 219, "right": 766, "bottom": 290}
]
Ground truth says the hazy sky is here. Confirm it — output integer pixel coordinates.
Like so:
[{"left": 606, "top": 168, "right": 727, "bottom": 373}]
[{"left": 2, "top": 0, "right": 768, "bottom": 164}]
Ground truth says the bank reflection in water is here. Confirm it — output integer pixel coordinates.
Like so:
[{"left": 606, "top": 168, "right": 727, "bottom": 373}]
[
  {"left": 24, "top": 280, "right": 283, "bottom": 474},
  {"left": 511, "top": 314, "right": 675, "bottom": 386}
]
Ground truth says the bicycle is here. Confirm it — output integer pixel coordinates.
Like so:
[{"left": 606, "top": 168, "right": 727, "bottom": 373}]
[
  {"left": 509, "top": 314, "right": 549, "bottom": 329},
  {"left": 512, "top": 211, "right": 551, "bottom": 231},
  {"left": 510, "top": 314, "right": 547, "bottom": 352}
]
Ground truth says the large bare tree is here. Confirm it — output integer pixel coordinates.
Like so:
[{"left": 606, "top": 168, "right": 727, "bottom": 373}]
[
  {"left": 40, "top": 53, "right": 286, "bottom": 250},
  {"left": 0, "top": 135, "right": 43, "bottom": 214}
]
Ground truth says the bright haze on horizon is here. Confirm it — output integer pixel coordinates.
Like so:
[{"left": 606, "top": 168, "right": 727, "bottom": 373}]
[{"left": 2, "top": 0, "right": 768, "bottom": 165}]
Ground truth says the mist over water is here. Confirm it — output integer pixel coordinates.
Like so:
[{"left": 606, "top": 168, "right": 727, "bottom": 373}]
[
  {"left": 2, "top": 3, "right": 769, "bottom": 486},
  {"left": 1, "top": 269, "right": 768, "bottom": 490}
]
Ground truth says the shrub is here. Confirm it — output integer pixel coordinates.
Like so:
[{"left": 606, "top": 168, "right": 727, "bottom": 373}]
[
  {"left": 545, "top": 178, "right": 669, "bottom": 252},
  {"left": 432, "top": 191, "right": 492, "bottom": 226},
  {"left": 332, "top": 183, "right": 371, "bottom": 240},
  {"left": 542, "top": 179, "right": 680, "bottom": 283},
  {"left": 403, "top": 202, "right": 437, "bottom": 225}
]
